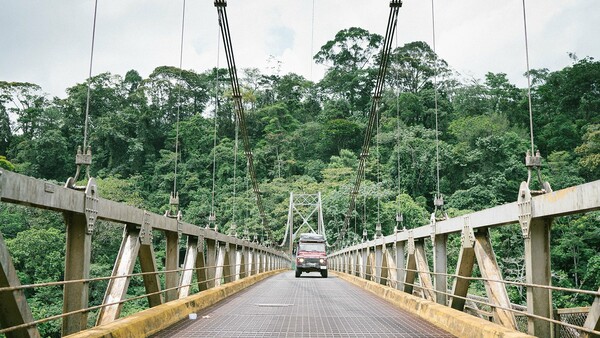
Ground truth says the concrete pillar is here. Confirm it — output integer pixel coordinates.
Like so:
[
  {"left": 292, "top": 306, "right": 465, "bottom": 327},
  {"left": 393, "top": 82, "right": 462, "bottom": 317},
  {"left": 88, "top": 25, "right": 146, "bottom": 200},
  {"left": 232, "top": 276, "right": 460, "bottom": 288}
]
[
  {"left": 434, "top": 234, "right": 448, "bottom": 305},
  {"left": 62, "top": 212, "right": 92, "bottom": 336},
  {"left": 525, "top": 218, "right": 554, "bottom": 337}
]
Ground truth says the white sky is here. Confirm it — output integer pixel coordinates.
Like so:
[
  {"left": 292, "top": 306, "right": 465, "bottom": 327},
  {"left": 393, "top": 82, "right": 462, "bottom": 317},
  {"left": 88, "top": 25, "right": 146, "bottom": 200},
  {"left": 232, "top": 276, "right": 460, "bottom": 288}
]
[{"left": 1, "top": 0, "right": 598, "bottom": 98}]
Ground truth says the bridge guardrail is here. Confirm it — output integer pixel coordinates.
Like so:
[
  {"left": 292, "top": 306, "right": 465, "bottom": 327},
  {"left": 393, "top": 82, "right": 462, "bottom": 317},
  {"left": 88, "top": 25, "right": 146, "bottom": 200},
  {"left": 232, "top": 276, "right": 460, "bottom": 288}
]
[
  {"left": 0, "top": 169, "right": 291, "bottom": 337},
  {"left": 328, "top": 179, "right": 600, "bottom": 337}
]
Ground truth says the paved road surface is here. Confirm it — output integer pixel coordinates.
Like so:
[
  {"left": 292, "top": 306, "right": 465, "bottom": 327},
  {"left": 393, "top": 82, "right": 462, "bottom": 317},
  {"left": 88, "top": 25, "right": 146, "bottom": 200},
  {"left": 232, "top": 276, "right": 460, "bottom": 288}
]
[{"left": 153, "top": 271, "right": 454, "bottom": 337}]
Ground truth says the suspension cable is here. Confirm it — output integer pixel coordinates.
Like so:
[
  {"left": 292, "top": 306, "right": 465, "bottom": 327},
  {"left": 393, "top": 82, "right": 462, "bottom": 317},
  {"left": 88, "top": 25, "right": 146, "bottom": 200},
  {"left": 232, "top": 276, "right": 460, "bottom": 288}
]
[
  {"left": 362, "top": 169, "right": 367, "bottom": 241},
  {"left": 431, "top": 0, "right": 442, "bottom": 207},
  {"left": 395, "top": 24, "right": 402, "bottom": 214},
  {"left": 215, "top": 0, "right": 269, "bottom": 229},
  {"left": 245, "top": 159, "right": 250, "bottom": 238},
  {"left": 521, "top": 0, "right": 535, "bottom": 155},
  {"left": 210, "top": 26, "right": 220, "bottom": 226},
  {"left": 172, "top": 0, "right": 187, "bottom": 199},
  {"left": 376, "top": 104, "right": 381, "bottom": 228},
  {"left": 336, "top": 0, "right": 402, "bottom": 248},
  {"left": 231, "top": 110, "right": 239, "bottom": 234},
  {"left": 82, "top": 0, "right": 99, "bottom": 151}
]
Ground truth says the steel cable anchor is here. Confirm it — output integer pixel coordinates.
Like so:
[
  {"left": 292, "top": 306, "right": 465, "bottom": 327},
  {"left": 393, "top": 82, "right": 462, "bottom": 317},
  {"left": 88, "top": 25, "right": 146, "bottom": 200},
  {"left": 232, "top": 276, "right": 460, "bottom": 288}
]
[
  {"left": 517, "top": 150, "right": 552, "bottom": 238},
  {"left": 66, "top": 146, "right": 92, "bottom": 190}
]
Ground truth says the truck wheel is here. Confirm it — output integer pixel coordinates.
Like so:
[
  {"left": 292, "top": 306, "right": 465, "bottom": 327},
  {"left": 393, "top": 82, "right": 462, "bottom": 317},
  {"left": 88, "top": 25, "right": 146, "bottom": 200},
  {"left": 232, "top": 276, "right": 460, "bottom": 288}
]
[
  {"left": 295, "top": 269, "right": 301, "bottom": 278},
  {"left": 321, "top": 270, "right": 328, "bottom": 278}
]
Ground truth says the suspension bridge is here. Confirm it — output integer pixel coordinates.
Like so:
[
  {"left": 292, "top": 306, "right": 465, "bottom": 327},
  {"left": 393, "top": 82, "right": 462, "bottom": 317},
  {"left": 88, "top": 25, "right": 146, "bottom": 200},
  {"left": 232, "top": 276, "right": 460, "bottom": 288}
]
[{"left": 1, "top": 0, "right": 599, "bottom": 337}]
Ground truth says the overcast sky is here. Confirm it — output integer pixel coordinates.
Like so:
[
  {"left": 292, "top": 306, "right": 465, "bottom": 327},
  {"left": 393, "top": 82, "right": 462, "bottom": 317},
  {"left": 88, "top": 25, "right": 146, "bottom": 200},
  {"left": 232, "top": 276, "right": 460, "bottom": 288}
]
[{"left": 1, "top": 0, "right": 598, "bottom": 98}]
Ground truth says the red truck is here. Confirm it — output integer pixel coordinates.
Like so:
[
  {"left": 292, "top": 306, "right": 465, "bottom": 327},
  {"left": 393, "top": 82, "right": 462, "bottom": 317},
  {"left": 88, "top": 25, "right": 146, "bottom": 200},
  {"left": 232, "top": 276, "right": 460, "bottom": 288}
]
[{"left": 295, "top": 233, "right": 328, "bottom": 278}]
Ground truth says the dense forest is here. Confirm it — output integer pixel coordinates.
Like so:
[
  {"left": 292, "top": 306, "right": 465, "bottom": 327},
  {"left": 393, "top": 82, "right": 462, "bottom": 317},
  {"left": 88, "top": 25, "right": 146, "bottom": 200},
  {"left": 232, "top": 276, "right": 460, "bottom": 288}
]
[{"left": 1, "top": 27, "right": 599, "bottom": 336}]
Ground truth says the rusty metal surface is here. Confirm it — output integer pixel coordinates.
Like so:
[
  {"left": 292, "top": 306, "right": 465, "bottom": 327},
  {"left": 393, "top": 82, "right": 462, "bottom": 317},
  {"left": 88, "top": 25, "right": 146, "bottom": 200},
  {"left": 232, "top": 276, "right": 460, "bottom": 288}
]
[{"left": 153, "top": 271, "right": 454, "bottom": 337}]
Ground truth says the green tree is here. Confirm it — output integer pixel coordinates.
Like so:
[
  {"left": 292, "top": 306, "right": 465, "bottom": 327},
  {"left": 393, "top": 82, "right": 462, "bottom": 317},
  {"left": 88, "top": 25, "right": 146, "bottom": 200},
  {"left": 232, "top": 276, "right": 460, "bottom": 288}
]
[
  {"left": 534, "top": 57, "right": 600, "bottom": 155},
  {"left": 389, "top": 41, "right": 451, "bottom": 94},
  {"left": 575, "top": 124, "right": 600, "bottom": 180},
  {"left": 315, "top": 27, "right": 382, "bottom": 117},
  {"left": 321, "top": 119, "right": 362, "bottom": 158},
  {"left": 0, "top": 104, "right": 11, "bottom": 155}
]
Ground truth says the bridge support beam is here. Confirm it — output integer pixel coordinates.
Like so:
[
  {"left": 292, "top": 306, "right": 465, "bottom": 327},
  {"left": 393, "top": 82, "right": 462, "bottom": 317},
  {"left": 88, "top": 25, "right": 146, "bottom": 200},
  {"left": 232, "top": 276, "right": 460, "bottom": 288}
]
[
  {"left": 178, "top": 236, "right": 199, "bottom": 299},
  {"left": 139, "top": 242, "right": 162, "bottom": 307},
  {"left": 474, "top": 229, "right": 517, "bottom": 330},
  {"left": 251, "top": 249, "right": 256, "bottom": 275},
  {"left": 164, "top": 231, "right": 179, "bottom": 302},
  {"left": 449, "top": 240, "right": 475, "bottom": 311},
  {"left": 395, "top": 242, "right": 405, "bottom": 291},
  {"left": 225, "top": 244, "right": 240, "bottom": 283},
  {"left": 525, "top": 218, "right": 554, "bottom": 337},
  {"left": 244, "top": 248, "right": 251, "bottom": 277},
  {"left": 265, "top": 253, "right": 269, "bottom": 272},
  {"left": 215, "top": 246, "right": 225, "bottom": 286},
  {"left": 0, "top": 232, "right": 40, "bottom": 338},
  {"left": 366, "top": 252, "right": 375, "bottom": 281},
  {"left": 582, "top": 286, "right": 600, "bottom": 338},
  {"left": 95, "top": 224, "right": 162, "bottom": 324},
  {"left": 254, "top": 251, "right": 260, "bottom": 274},
  {"left": 380, "top": 248, "right": 392, "bottom": 286},
  {"left": 223, "top": 244, "right": 235, "bottom": 283},
  {"left": 254, "top": 249, "right": 259, "bottom": 274},
  {"left": 433, "top": 234, "right": 448, "bottom": 305},
  {"left": 375, "top": 244, "right": 383, "bottom": 284},
  {"left": 361, "top": 248, "right": 367, "bottom": 278},
  {"left": 265, "top": 252, "right": 269, "bottom": 272},
  {"left": 403, "top": 241, "right": 417, "bottom": 295},
  {"left": 97, "top": 224, "right": 141, "bottom": 325},
  {"left": 354, "top": 251, "right": 360, "bottom": 276},
  {"left": 195, "top": 238, "right": 208, "bottom": 291},
  {"left": 238, "top": 249, "right": 245, "bottom": 280},
  {"left": 415, "top": 240, "right": 435, "bottom": 301},
  {"left": 62, "top": 212, "right": 92, "bottom": 336},
  {"left": 205, "top": 239, "right": 217, "bottom": 288},
  {"left": 345, "top": 253, "right": 350, "bottom": 274},
  {"left": 268, "top": 254, "right": 272, "bottom": 271}
]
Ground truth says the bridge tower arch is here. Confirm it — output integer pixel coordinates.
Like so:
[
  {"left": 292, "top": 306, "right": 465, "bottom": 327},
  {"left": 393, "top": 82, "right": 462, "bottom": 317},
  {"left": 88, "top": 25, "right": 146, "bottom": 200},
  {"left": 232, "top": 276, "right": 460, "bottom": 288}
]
[{"left": 280, "top": 192, "right": 325, "bottom": 257}]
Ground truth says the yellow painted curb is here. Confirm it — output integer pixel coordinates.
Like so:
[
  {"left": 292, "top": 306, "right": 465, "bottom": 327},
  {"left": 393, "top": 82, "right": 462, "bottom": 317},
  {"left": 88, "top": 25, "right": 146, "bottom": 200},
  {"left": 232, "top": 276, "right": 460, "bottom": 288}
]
[
  {"left": 333, "top": 271, "right": 534, "bottom": 338},
  {"left": 66, "top": 269, "right": 287, "bottom": 338}
]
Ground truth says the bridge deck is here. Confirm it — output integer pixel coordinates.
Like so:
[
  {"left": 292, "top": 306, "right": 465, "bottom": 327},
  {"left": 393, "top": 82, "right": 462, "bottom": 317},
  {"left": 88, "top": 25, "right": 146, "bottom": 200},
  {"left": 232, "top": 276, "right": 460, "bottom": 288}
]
[{"left": 153, "top": 271, "right": 454, "bottom": 337}]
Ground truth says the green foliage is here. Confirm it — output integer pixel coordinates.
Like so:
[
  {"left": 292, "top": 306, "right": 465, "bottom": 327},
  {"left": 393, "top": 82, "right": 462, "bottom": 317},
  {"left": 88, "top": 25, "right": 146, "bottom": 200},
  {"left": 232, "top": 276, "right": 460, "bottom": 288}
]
[
  {"left": 448, "top": 114, "right": 510, "bottom": 146},
  {"left": 576, "top": 124, "right": 600, "bottom": 179},
  {"left": 316, "top": 27, "right": 383, "bottom": 116},
  {"left": 535, "top": 57, "right": 600, "bottom": 155},
  {"left": 390, "top": 41, "right": 451, "bottom": 94},
  {"left": 0, "top": 155, "right": 15, "bottom": 171}
]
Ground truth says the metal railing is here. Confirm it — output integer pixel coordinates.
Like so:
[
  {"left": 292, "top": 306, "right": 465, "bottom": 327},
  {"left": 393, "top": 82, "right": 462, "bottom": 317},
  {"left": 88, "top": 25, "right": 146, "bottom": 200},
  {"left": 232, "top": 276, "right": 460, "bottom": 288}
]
[
  {"left": 328, "top": 179, "right": 600, "bottom": 338},
  {"left": 0, "top": 169, "right": 291, "bottom": 336},
  {"left": 0, "top": 261, "right": 272, "bottom": 335},
  {"left": 342, "top": 263, "right": 600, "bottom": 336}
]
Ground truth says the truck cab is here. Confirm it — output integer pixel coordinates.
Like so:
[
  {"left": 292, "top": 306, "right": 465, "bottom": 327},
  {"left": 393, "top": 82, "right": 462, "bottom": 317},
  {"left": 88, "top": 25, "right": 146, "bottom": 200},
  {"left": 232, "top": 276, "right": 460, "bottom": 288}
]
[{"left": 295, "top": 233, "right": 327, "bottom": 278}]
